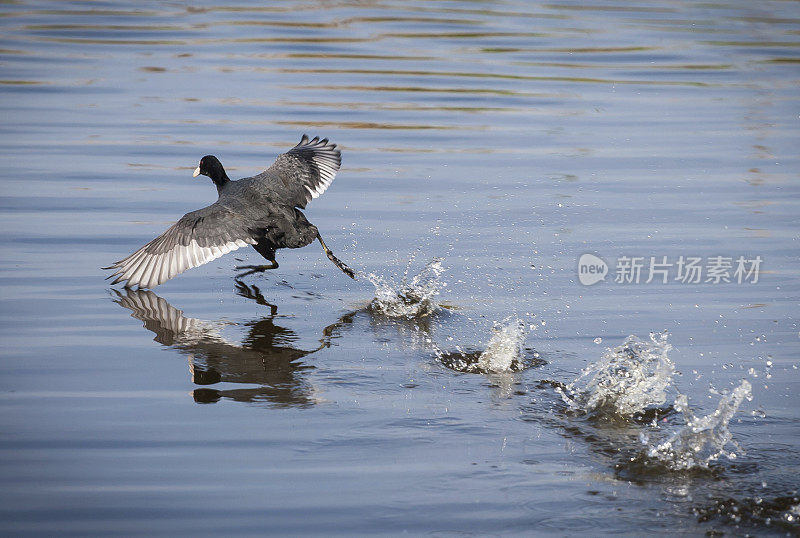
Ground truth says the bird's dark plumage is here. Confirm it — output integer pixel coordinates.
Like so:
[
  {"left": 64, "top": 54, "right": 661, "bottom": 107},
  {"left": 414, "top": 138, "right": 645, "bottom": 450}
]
[{"left": 104, "top": 135, "right": 354, "bottom": 289}]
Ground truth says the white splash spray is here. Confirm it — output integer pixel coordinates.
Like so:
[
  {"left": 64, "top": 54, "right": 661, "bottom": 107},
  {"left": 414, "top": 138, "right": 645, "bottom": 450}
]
[
  {"left": 559, "top": 332, "right": 675, "bottom": 416},
  {"left": 363, "top": 258, "right": 445, "bottom": 319},
  {"left": 475, "top": 318, "right": 527, "bottom": 373},
  {"left": 437, "top": 318, "right": 529, "bottom": 374},
  {"left": 644, "top": 380, "right": 753, "bottom": 470}
]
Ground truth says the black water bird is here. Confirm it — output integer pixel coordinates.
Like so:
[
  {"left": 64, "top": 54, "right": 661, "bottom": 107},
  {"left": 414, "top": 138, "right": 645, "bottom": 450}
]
[{"left": 104, "top": 135, "right": 356, "bottom": 289}]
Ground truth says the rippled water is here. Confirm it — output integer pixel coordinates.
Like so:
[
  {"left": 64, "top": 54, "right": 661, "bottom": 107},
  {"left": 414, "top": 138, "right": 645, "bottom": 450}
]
[{"left": 1, "top": 1, "right": 799, "bottom": 535}]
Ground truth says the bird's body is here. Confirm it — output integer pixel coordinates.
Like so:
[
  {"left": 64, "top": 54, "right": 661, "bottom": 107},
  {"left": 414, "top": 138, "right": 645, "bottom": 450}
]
[{"left": 104, "top": 135, "right": 355, "bottom": 289}]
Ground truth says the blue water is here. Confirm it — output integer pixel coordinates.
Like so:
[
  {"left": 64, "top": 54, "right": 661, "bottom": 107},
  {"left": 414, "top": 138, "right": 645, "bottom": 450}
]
[{"left": 1, "top": 1, "right": 799, "bottom": 535}]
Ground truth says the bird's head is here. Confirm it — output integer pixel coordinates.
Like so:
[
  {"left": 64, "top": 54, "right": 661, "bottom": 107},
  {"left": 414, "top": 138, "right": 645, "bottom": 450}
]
[{"left": 193, "top": 155, "right": 229, "bottom": 186}]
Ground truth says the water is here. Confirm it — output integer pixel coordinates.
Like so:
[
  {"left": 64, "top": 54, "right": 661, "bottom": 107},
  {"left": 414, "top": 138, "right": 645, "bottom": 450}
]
[
  {"left": 1, "top": 0, "right": 799, "bottom": 535},
  {"left": 559, "top": 332, "right": 676, "bottom": 417},
  {"left": 437, "top": 317, "right": 535, "bottom": 374},
  {"left": 363, "top": 257, "right": 446, "bottom": 319},
  {"left": 644, "top": 379, "right": 753, "bottom": 471}
]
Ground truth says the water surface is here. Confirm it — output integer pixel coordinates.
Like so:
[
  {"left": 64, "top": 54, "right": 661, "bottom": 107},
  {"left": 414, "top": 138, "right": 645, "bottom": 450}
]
[{"left": 1, "top": 1, "right": 799, "bottom": 535}]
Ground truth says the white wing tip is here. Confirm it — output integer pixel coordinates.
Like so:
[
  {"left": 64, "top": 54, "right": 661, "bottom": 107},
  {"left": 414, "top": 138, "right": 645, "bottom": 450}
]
[{"left": 106, "top": 239, "right": 250, "bottom": 289}]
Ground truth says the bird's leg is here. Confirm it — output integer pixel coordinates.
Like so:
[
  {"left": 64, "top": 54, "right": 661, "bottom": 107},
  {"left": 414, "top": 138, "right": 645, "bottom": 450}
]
[
  {"left": 317, "top": 234, "right": 356, "bottom": 280},
  {"left": 236, "top": 242, "right": 279, "bottom": 278}
]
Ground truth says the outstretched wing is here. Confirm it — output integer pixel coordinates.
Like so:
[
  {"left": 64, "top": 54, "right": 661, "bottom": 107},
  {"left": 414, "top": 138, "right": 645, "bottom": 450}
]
[
  {"left": 254, "top": 134, "right": 341, "bottom": 209},
  {"left": 104, "top": 203, "right": 257, "bottom": 289}
]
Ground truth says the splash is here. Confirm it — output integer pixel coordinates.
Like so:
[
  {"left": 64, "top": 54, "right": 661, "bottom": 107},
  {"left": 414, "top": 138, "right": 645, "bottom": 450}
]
[
  {"left": 438, "top": 318, "right": 532, "bottom": 374},
  {"left": 559, "top": 332, "right": 675, "bottom": 416},
  {"left": 476, "top": 318, "right": 527, "bottom": 373},
  {"left": 644, "top": 380, "right": 753, "bottom": 470},
  {"left": 363, "top": 258, "right": 445, "bottom": 319}
]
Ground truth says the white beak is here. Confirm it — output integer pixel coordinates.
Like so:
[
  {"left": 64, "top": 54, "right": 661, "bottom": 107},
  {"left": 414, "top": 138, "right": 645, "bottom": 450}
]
[{"left": 193, "top": 166, "right": 201, "bottom": 178}]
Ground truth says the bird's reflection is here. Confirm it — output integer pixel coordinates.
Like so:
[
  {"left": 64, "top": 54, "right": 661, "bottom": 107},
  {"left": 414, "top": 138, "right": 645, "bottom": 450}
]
[{"left": 112, "top": 282, "right": 351, "bottom": 407}]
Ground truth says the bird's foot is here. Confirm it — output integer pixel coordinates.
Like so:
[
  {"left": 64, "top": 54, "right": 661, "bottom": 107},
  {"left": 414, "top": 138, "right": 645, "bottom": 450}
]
[
  {"left": 325, "top": 251, "right": 357, "bottom": 280},
  {"left": 235, "top": 262, "right": 278, "bottom": 278},
  {"left": 316, "top": 234, "right": 356, "bottom": 280}
]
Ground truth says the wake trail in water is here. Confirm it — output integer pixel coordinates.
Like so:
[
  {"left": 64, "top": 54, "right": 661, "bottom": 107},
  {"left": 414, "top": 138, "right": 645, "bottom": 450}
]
[{"left": 360, "top": 259, "right": 536, "bottom": 374}]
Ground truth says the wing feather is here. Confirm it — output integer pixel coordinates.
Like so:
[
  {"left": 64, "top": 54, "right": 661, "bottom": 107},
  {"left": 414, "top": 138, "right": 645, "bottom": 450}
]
[
  {"left": 251, "top": 134, "right": 342, "bottom": 209},
  {"left": 106, "top": 135, "right": 340, "bottom": 288},
  {"left": 127, "top": 252, "right": 153, "bottom": 288},
  {"left": 104, "top": 202, "right": 258, "bottom": 289}
]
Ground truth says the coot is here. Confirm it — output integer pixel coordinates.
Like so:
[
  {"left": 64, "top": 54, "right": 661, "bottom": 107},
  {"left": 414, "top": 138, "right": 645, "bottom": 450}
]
[{"left": 104, "top": 135, "right": 356, "bottom": 289}]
